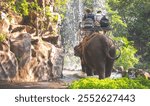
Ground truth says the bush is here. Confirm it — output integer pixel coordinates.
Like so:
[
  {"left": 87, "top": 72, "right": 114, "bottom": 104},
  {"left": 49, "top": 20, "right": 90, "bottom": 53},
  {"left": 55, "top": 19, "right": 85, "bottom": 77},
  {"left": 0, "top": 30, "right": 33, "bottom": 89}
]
[
  {"left": 13, "top": 0, "right": 41, "bottom": 16},
  {"left": 114, "top": 37, "right": 139, "bottom": 70},
  {"left": 69, "top": 77, "right": 150, "bottom": 89}
]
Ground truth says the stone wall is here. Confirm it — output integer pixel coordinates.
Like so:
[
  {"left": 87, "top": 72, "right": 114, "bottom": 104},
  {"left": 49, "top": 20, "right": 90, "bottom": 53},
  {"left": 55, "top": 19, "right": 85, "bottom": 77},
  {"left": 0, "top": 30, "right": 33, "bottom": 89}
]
[{"left": 0, "top": 1, "right": 64, "bottom": 82}]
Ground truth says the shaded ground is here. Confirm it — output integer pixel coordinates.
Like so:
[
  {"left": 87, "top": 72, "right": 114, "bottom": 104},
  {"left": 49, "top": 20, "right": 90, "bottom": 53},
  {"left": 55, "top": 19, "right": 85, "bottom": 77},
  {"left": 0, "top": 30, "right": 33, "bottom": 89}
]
[
  {"left": 0, "top": 81, "right": 67, "bottom": 89},
  {"left": 0, "top": 70, "right": 84, "bottom": 89}
]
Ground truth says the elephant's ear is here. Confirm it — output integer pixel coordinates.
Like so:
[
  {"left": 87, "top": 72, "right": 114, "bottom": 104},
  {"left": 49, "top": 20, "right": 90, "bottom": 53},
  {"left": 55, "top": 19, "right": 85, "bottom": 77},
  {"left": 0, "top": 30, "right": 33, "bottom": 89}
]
[
  {"left": 74, "top": 44, "right": 82, "bottom": 57},
  {"left": 106, "top": 46, "right": 121, "bottom": 60},
  {"left": 104, "top": 35, "right": 121, "bottom": 60}
]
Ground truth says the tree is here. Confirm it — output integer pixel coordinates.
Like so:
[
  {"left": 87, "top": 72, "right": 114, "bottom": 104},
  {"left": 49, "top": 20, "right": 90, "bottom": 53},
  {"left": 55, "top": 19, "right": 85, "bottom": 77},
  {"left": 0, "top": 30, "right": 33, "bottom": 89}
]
[{"left": 106, "top": 0, "right": 150, "bottom": 68}]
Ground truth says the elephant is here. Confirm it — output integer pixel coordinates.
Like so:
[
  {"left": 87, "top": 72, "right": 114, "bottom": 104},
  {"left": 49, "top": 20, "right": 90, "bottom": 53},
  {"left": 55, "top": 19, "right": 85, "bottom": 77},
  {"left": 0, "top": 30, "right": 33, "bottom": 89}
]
[{"left": 74, "top": 32, "right": 121, "bottom": 79}]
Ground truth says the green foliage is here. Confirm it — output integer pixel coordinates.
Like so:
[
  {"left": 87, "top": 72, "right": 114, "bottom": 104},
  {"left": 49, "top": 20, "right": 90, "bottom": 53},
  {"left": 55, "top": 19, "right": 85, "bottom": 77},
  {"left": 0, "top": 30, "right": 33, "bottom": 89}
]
[
  {"left": 106, "top": 1, "right": 128, "bottom": 37},
  {"left": 12, "top": 0, "right": 41, "bottom": 16},
  {"left": 53, "top": 15, "right": 59, "bottom": 23},
  {"left": 45, "top": 6, "right": 58, "bottom": 23},
  {"left": 45, "top": 6, "right": 52, "bottom": 17},
  {"left": 29, "top": 0, "right": 41, "bottom": 11},
  {"left": 54, "top": 0, "right": 68, "bottom": 20},
  {"left": 135, "top": 62, "right": 150, "bottom": 69},
  {"left": 136, "top": 77, "right": 150, "bottom": 87},
  {"left": 69, "top": 77, "right": 150, "bottom": 89},
  {"left": 15, "top": 0, "right": 29, "bottom": 16},
  {"left": 6, "top": 0, "right": 64, "bottom": 23},
  {"left": 114, "top": 37, "right": 139, "bottom": 70},
  {"left": 106, "top": 0, "right": 150, "bottom": 67},
  {"left": 106, "top": 0, "right": 139, "bottom": 69},
  {"left": 0, "top": 33, "right": 6, "bottom": 42}
]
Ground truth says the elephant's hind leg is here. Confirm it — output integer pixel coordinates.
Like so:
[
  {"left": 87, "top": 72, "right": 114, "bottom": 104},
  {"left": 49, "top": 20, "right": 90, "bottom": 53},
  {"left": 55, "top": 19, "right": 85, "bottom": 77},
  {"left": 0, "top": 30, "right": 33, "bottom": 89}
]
[
  {"left": 96, "top": 63, "right": 105, "bottom": 79},
  {"left": 105, "top": 46, "right": 116, "bottom": 77},
  {"left": 105, "top": 59, "right": 114, "bottom": 78}
]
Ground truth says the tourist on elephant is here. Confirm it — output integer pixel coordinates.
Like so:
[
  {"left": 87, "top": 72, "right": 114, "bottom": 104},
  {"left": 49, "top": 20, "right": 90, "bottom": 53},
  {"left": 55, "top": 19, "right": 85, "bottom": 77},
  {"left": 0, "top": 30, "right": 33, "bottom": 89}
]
[
  {"left": 95, "top": 10, "right": 103, "bottom": 26},
  {"left": 100, "top": 15, "right": 110, "bottom": 28},
  {"left": 82, "top": 8, "right": 95, "bottom": 30},
  {"left": 82, "top": 8, "right": 95, "bottom": 21}
]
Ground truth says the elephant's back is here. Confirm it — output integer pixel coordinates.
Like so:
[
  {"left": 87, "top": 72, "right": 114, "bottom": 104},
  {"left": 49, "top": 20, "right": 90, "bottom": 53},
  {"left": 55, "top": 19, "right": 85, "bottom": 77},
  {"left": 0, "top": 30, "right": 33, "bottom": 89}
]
[
  {"left": 84, "top": 33, "right": 106, "bottom": 56},
  {"left": 83, "top": 34, "right": 107, "bottom": 67},
  {"left": 85, "top": 33, "right": 109, "bottom": 50},
  {"left": 84, "top": 33, "right": 115, "bottom": 58}
]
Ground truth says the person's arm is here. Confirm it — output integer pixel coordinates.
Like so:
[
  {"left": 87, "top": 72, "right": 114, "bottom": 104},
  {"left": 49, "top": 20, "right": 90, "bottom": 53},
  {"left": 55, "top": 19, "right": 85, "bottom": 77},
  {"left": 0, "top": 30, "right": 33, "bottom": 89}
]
[
  {"left": 82, "top": 15, "right": 86, "bottom": 21},
  {"left": 94, "top": 14, "right": 97, "bottom": 21},
  {"left": 92, "top": 14, "right": 95, "bottom": 22}
]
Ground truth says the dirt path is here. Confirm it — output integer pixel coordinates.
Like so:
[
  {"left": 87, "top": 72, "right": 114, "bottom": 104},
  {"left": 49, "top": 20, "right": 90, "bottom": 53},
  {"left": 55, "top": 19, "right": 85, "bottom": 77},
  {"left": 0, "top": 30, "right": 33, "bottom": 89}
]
[{"left": 0, "top": 81, "right": 67, "bottom": 89}]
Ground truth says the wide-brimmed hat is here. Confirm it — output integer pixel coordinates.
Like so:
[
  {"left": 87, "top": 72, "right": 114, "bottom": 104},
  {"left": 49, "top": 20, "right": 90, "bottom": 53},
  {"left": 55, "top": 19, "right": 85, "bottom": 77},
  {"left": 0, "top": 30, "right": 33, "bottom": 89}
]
[
  {"left": 85, "top": 8, "right": 91, "bottom": 13},
  {"left": 97, "top": 10, "right": 102, "bottom": 13}
]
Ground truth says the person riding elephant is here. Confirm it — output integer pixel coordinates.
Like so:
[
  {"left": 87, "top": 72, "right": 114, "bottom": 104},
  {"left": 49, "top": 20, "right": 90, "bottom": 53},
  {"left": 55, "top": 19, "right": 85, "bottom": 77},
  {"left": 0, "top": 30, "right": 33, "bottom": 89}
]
[
  {"left": 100, "top": 15, "right": 110, "bottom": 28},
  {"left": 82, "top": 8, "right": 95, "bottom": 30},
  {"left": 94, "top": 10, "right": 103, "bottom": 26},
  {"left": 74, "top": 32, "right": 121, "bottom": 79},
  {"left": 83, "top": 8, "right": 95, "bottom": 21}
]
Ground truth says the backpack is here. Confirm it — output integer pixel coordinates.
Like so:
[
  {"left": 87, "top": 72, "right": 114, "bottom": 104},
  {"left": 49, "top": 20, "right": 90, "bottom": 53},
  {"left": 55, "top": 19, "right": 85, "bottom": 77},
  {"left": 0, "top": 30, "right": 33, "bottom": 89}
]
[
  {"left": 83, "top": 18, "right": 94, "bottom": 29},
  {"left": 100, "top": 15, "right": 109, "bottom": 27}
]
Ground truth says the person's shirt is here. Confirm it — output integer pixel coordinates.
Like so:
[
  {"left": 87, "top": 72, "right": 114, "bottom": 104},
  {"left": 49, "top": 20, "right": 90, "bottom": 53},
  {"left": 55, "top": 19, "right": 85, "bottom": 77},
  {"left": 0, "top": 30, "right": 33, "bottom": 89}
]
[
  {"left": 83, "top": 13, "right": 95, "bottom": 21},
  {"left": 95, "top": 13, "right": 103, "bottom": 22}
]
